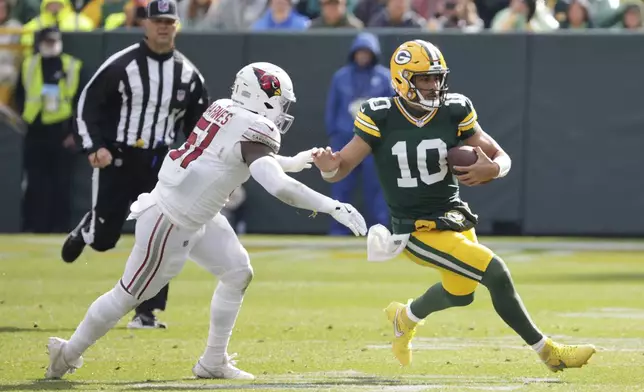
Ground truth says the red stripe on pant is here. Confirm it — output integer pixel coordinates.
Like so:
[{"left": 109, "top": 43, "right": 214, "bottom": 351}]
[
  {"left": 126, "top": 214, "right": 163, "bottom": 290},
  {"left": 137, "top": 224, "right": 174, "bottom": 300}
]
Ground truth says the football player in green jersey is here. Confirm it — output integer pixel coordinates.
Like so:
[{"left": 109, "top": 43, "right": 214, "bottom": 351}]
[{"left": 313, "top": 39, "right": 596, "bottom": 372}]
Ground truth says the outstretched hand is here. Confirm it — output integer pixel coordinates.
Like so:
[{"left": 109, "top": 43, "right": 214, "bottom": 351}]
[{"left": 312, "top": 146, "right": 341, "bottom": 173}]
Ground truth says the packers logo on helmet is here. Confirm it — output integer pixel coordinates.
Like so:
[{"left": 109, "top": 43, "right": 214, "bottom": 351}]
[{"left": 390, "top": 40, "right": 450, "bottom": 110}]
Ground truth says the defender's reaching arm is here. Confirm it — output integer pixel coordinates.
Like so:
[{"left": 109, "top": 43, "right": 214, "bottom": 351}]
[
  {"left": 312, "top": 136, "right": 371, "bottom": 183},
  {"left": 241, "top": 141, "right": 367, "bottom": 236}
]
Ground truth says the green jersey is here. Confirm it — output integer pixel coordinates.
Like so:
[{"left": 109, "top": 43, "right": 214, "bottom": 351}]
[{"left": 353, "top": 93, "right": 478, "bottom": 234}]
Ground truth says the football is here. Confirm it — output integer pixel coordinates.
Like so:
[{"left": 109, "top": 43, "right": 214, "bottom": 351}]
[{"left": 447, "top": 145, "right": 478, "bottom": 175}]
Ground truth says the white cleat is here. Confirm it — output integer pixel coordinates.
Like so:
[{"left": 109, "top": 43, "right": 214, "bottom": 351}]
[
  {"left": 192, "top": 353, "right": 255, "bottom": 380},
  {"left": 45, "top": 337, "right": 83, "bottom": 379}
]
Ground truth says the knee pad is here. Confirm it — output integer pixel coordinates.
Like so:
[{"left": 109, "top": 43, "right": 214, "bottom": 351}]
[
  {"left": 480, "top": 256, "right": 513, "bottom": 291},
  {"left": 219, "top": 265, "right": 254, "bottom": 292}
]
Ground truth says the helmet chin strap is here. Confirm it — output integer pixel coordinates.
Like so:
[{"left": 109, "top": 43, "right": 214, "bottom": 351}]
[{"left": 412, "top": 89, "right": 439, "bottom": 111}]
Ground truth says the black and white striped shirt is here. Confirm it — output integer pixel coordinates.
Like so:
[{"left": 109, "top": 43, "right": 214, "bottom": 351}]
[{"left": 75, "top": 40, "right": 209, "bottom": 153}]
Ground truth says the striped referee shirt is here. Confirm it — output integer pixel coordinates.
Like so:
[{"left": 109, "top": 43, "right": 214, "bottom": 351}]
[{"left": 76, "top": 40, "right": 209, "bottom": 153}]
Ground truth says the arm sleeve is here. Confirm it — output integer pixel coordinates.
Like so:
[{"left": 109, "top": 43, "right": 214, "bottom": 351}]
[
  {"left": 75, "top": 64, "right": 122, "bottom": 154},
  {"left": 353, "top": 101, "right": 382, "bottom": 148},
  {"left": 181, "top": 71, "right": 210, "bottom": 139},
  {"left": 249, "top": 156, "right": 336, "bottom": 214}
]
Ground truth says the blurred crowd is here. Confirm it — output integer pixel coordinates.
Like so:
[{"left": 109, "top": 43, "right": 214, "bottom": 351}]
[
  {"left": 1, "top": 0, "right": 642, "bottom": 107},
  {"left": 2, "top": 0, "right": 643, "bottom": 34},
  {"left": 1, "top": 0, "right": 642, "bottom": 105}
]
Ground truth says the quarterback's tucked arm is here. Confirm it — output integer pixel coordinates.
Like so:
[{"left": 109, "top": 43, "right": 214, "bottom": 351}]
[
  {"left": 454, "top": 122, "right": 512, "bottom": 186},
  {"left": 241, "top": 142, "right": 367, "bottom": 236}
]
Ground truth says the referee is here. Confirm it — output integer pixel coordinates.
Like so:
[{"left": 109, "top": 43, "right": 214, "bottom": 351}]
[{"left": 62, "top": 0, "right": 210, "bottom": 329}]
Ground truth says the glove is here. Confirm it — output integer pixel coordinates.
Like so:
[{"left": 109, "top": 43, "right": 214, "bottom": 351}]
[
  {"left": 329, "top": 202, "right": 367, "bottom": 236},
  {"left": 278, "top": 148, "right": 321, "bottom": 173}
]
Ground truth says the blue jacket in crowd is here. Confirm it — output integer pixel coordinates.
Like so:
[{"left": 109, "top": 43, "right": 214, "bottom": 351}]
[
  {"left": 251, "top": 8, "right": 310, "bottom": 30},
  {"left": 324, "top": 32, "right": 392, "bottom": 235},
  {"left": 325, "top": 32, "right": 393, "bottom": 142}
]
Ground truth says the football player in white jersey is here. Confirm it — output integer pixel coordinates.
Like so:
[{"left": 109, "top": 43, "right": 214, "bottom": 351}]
[{"left": 45, "top": 62, "right": 368, "bottom": 381}]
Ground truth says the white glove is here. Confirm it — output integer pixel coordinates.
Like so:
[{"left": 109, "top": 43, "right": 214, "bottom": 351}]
[
  {"left": 329, "top": 202, "right": 367, "bottom": 236},
  {"left": 278, "top": 148, "right": 322, "bottom": 173}
]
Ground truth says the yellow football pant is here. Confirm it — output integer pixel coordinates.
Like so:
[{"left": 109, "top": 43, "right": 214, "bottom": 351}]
[{"left": 403, "top": 228, "right": 495, "bottom": 296}]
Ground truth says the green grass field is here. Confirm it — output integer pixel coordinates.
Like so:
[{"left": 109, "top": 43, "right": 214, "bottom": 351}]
[{"left": 1, "top": 234, "right": 644, "bottom": 392}]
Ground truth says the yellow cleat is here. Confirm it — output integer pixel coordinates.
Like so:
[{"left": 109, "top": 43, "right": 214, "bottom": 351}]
[
  {"left": 538, "top": 338, "right": 597, "bottom": 372},
  {"left": 383, "top": 300, "right": 422, "bottom": 366}
]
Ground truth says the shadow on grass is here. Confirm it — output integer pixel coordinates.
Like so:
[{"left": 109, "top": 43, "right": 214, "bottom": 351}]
[{"left": 0, "top": 327, "right": 78, "bottom": 334}]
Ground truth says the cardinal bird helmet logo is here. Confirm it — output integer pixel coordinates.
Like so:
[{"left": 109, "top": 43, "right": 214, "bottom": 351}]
[{"left": 253, "top": 67, "right": 282, "bottom": 98}]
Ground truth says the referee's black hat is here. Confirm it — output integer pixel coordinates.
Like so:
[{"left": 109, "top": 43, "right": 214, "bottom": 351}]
[{"left": 146, "top": 0, "right": 179, "bottom": 20}]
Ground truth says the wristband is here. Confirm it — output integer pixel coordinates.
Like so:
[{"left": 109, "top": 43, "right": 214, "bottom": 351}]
[
  {"left": 493, "top": 155, "right": 511, "bottom": 178},
  {"left": 321, "top": 168, "right": 339, "bottom": 179}
]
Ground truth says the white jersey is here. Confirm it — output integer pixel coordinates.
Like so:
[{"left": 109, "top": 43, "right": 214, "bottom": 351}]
[{"left": 151, "top": 98, "right": 281, "bottom": 230}]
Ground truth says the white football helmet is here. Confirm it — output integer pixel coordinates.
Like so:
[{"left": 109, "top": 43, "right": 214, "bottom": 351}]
[{"left": 230, "top": 62, "right": 296, "bottom": 133}]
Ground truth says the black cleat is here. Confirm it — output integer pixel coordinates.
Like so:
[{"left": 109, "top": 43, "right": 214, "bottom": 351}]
[
  {"left": 127, "top": 313, "right": 167, "bottom": 329},
  {"left": 61, "top": 213, "right": 91, "bottom": 263}
]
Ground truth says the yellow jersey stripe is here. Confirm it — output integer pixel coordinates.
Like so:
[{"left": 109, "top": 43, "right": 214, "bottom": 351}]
[
  {"left": 459, "top": 111, "right": 475, "bottom": 127},
  {"left": 356, "top": 116, "right": 380, "bottom": 132},
  {"left": 354, "top": 120, "right": 381, "bottom": 137},
  {"left": 459, "top": 116, "right": 477, "bottom": 130},
  {"left": 458, "top": 121, "right": 477, "bottom": 132},
  {"left": 356, "top": 111, "right": 376, "bottom": 126}
]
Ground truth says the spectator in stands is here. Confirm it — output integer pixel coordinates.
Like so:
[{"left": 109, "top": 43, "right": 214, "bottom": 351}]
[
  {"left": 529, "top": 0, "right": 560, "bottom": 30},
  {"left": 197, "top": 0, "right": 267, "bottom": 30},
  {"left": 367, "top": 0, "right": 425, "bottom": 27},
  {"left": 0, "top": 0, "right": 21, "bottom": 105},
  {"left": 310, "top": 0, "right": 363, "bottom": 28},
  {"left": 20, "top": 0, "right": 94, "bottom": 50},
  {"left": 104, "top": 0, "right": 148, "bottom": 30},
  {"left": 619, "top": 3, "right": 642, "bottom": 29},
  {"left": 427, "top": 0, "right": 484, "bottom": 31},
  {"left": 491, "top": 0, "right": 531, "bottom": 30},
  {"left": 101, "top": 0, "right": 130, "bottom": 27},
  {"left": 297, "top": 0, "right": 357, "bottom": 19},
  {"left": 15, "top": 27, "right": 88, "bottom": 233},
  {"left": 411, "top": 0, "right": 439, "bottom": 19},
  {"left": 10, "top": 0, "right": 40, "bottom": 24},
  {"left": 74, "top": 0, "right": 105, "bottom": 27},
  {"left": 559, "top": 0, "right": 593, "bottom": 28},
  {"left": 354, "top": 0, "right": 386, "bottom": 25},
  {"left": 252, "top": 0, "right": 310, "bottom": 30},
  {"left": 178, "top": 0, "right": 215, "bottom": 28},
  {"left": 324, "top": 32, "right": 391, "bottom": 235}
]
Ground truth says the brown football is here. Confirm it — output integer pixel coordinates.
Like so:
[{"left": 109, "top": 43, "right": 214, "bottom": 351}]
[{"left": 447, "top": 145, "right": 478, "bottom": 175}]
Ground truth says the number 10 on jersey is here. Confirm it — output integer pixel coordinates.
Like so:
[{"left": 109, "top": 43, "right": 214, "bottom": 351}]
[{"left": 391, "top": 139, "right": 448, "bottom": 188}]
